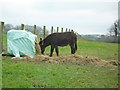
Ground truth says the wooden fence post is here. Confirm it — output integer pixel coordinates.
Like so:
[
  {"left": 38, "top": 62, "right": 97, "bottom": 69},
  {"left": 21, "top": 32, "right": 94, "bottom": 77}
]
[
  {"left": 69, "top": 29, "right": 71, "bottom": 32},
  {"left": 57, "top": 27, "right": 59, "bottom": 32},
  {"left": 0, "top": 22, "right": 2, "bottom": 54},
  {"left": 51, "top": 26, "right": 53, "bottom": 34},
  {"left": 21, "top": 24, "right": 24, "bottom": 30},
  {"left": 34, "top": 25, "right": 36, "bottom": 34},
  {"left": 43, "top": 26, "right": 46, "bottom": 39},
  {"left": 0, "top": 21, "right": 4, "bottom": 89},
  {"left": 61, "top": 28, "right": 63, "bottom": 32},
  {"left": 66, "top": 28, "right": 68, "bottom": 32},
  {"left": 0, "top": 22, "right": 4, "bottom": 54}
]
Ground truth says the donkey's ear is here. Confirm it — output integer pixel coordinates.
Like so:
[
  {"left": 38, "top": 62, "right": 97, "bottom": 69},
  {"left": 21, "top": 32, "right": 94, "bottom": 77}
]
[
  {"left": 40, "top": 38, "right": 44, "bottom": 45},
  {"left": 40, "top": 38, "right": 42, "bottom": 41}
]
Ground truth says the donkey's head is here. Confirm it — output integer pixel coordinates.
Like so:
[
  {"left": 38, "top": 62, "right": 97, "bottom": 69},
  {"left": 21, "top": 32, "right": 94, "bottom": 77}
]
[{"left": 39, "top": 38, "right": 45, "bottom": 54}]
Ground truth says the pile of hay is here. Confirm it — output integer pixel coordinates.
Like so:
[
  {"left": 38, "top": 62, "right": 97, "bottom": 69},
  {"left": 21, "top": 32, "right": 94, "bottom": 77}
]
[{"left": 15, "top": 54, "right": 120, "bottom": 66}]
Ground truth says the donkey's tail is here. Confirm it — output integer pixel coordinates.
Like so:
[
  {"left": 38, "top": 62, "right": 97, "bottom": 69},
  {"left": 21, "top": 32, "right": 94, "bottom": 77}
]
[{"left": 75, "top": 38, "right": 77, "bottom": 51}]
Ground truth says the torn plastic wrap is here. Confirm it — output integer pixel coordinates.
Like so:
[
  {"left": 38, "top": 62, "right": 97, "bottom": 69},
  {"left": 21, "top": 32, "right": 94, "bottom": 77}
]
[{"left": 7, "top": 30, "right": 37, "bottom": 58}]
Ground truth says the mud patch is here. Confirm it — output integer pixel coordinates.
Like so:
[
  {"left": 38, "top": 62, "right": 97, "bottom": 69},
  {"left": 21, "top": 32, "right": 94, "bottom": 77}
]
[{"left": 14, "top": 54, "right": 120, "bottom": 66}]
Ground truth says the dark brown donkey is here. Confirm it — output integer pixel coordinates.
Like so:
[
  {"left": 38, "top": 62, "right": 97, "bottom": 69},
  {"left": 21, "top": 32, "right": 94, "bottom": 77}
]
[{"left": 39, "top": 32, "right": 77, "bottom": 57}]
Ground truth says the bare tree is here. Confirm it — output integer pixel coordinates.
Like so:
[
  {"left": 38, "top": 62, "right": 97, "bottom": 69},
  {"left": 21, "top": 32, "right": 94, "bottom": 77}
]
[
  {"left": 108, "top": 20, "right": 119, "bottom": 37},
  {"left": 117, "top": 19, "right": 120, "bottom": 36},
  {"left": 106, "top": 20, "right": 120, "bottom": 43},
  {"left": 114, "top": 22, "right": 117, "bottom": 37}
]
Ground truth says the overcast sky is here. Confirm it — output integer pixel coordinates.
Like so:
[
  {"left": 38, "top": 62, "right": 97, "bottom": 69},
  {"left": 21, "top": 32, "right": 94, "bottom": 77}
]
[{"left": 0, "top": 0, "right": 119, "bottom": 34}]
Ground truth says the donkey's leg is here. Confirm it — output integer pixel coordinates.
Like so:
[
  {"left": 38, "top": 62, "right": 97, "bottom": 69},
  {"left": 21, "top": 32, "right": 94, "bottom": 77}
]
[
  {"left": 50, "top": 45, "right": 54, "bottom": 57},
  {"left": 70, "top": 44, "right": 75, "bottom": 54},
  {"left": 73, "top": 42, "right": 76, "bottom": 53},
  {"left": 55, "top": 46, "right": 59, "bottom": 56}
]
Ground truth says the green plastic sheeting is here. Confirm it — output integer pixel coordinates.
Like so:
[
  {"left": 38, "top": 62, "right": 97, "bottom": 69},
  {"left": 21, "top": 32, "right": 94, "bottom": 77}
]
[{"left": 7, "top": 30, "right": 37, "bottom": 58}]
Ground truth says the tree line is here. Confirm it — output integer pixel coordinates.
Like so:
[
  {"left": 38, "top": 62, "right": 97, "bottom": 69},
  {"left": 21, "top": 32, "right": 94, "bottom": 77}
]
[{"left": 4, "top": 24, "right": 49, "bottom": 37}]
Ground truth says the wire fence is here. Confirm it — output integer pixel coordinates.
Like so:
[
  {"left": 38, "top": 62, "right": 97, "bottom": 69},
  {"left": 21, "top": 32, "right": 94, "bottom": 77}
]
[{"left": 0, "top": 21, "right": 79, "bottom": 53}]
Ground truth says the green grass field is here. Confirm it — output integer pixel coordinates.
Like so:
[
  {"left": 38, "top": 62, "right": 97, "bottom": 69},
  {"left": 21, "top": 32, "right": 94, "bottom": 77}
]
[
  {"left": 2, "top": 57, "right": 118, "bottom": 88},
  {"left": 2, "top": 34, "right": 119, "bottom": 88}
]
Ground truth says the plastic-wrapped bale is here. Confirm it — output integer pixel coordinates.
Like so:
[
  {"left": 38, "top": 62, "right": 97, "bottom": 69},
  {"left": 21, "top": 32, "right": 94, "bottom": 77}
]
[{"left": 7, "top": 30, "right": 37, "bottom": 58}]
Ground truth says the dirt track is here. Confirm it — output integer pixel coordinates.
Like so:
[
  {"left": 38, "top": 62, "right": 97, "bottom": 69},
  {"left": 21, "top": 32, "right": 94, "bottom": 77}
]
[{"left": 15, "top": 54, "right": 120, "bottom": 66}]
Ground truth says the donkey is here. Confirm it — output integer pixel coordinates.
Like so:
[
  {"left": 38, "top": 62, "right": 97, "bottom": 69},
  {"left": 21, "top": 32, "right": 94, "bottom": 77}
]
[{"left": 39, "top": 32, "right": 77, "bottom": 57}]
